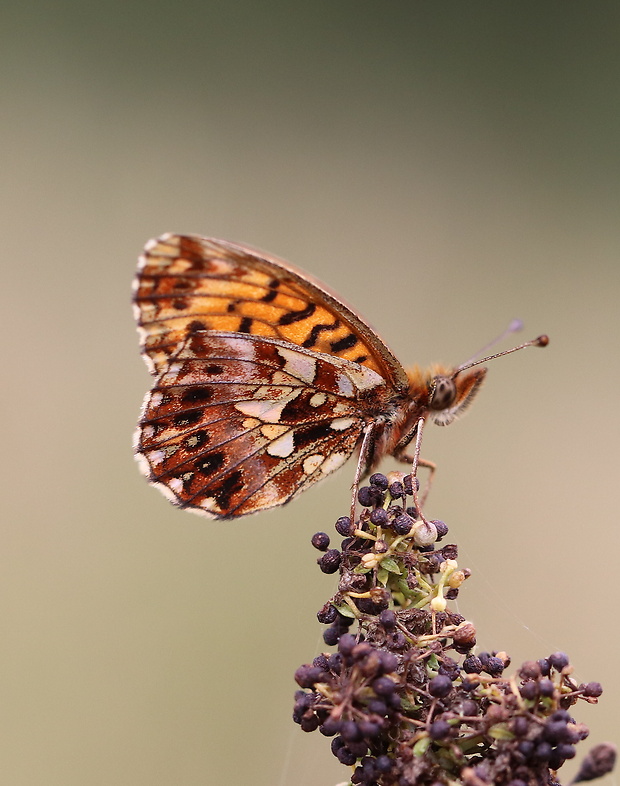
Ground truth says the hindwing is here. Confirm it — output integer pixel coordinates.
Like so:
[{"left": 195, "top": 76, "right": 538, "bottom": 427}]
[{"left": 135, "top": 332, "right": 392, "bottom": 517}]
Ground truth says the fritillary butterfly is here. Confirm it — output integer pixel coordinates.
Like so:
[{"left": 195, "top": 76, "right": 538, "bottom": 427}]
[{"left": 133, "top": 234, "right": 547, "bottom": 518}]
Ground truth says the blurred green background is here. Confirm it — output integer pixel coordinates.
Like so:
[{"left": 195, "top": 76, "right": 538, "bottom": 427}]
[{"left": 2, "top": 2, "right": 618, "bottom": 784}]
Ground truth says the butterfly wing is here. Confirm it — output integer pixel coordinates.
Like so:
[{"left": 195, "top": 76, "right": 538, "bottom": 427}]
[
  {"left": 133, "top": 233, "right": 409, "bottom": 392},
  {"left": 135, "top": 332, "right": 391, "bottom": 518}
]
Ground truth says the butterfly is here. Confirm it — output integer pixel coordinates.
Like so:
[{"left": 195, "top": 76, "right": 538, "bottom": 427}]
[{"left": 133, "top": 234, "right": 547, "bottom": 519}]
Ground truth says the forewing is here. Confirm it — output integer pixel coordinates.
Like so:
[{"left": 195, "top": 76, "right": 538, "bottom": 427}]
[
  {"left": 135, "top": 332, "right": 391, "bottom": 518},
  {"left": 133, "top": 233, "right": 408, "bottom": 391}
]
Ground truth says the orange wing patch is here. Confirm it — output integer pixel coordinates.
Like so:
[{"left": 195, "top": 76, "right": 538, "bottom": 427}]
[{"left": 133, "top": 234, "right": 391, "bottom": 378}]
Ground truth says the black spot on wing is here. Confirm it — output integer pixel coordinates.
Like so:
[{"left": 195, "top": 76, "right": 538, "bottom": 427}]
[
  {"left": 278, "top": 302, "right": 317, "bottom": 325},
  {"left": 293, "top": 423, "right": 334, "bottom": 450},
  {"left": 331, "top": 333, "right": 358, "bottom": 352},
  {"left": 181, "top": 386, "right": 213, "bottom": 404},
  {"left": 187, "top": 320, "right": 207, "bottom": 333},
  {"left": 173, "top": 409, "right": 204, "bottom": 427},
  {"left": 301, "top": 319, "right": 341, "bottom": 349},
  {"left": 211, "top": 470, "right": 244, "bottom": 510},
  {"left": 195, "top": 452, "right": 225, "bottom": 476},
  {"left": 173, "top": 278, "right": 194, "bottom": 291},
  {"left": 261, "top": 279, "right": 279, "bottom": 302},
  {"left": 238, "top": 316, "right": 253, "bottom": 333},
  {"left": 280, "top": 392, "right": 314, "bottom": 423},
  {"left": 183, "top": 430, "right": 209, "bottom": 451}
]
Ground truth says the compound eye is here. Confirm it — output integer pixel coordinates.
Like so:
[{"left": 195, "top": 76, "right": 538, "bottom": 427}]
[{"left": 430, "top": 376, "right": 457, "bottom": 411}]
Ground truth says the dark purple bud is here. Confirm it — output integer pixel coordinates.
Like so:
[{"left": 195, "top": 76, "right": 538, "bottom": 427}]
[
  {"left": 519, "top": 661, "right": 541, "bottom": 679},
  {"left": 537, "top": 658, "right": 551, "bottom": 676},
  {"left": 379, "top": 609, "right": 397, "bottom": 629},
  {"left": 533, "top": 741, "right": 553, "bottom": 761},
  {"left": 294, "top": 665, "right": 325, "bottom": 688},
  {"left": 311, "top": 531, "right": 330, "bottom": 551},
  {"left": 368, "top": 699, "right": 388, "bottom": 716},
  {"left": 372, "top": 676, "right": 396, "bottom": 696},
  {"left": 375, "top": 754, "right": 393, "bottom": 774},
  {"left": 319, "top": 549, "right": 341, "bottom": 574},
  {"left": 378, "top": 650, "right": 398, "bottom": 673},
  {"left": 403, "top": 475, "right": 419, "bottom": 495},
  {"left": 484, "top": 656, "right": 505, "bottom": 677},
  {"left": 392, "top": 513, "right": 414, "bottom": 535},
  {"left": 335, "top": 516, "right": 353, "bottom": 536},
  {"left": 357, "top": 486, "right": 373, "bottom": 507},
  {"left": 388, "top": 481, "right": 404, "bottom": 498},
  {"left": 539, "top": 678, "right": 555, "bottom": 697},
  {"left": 548, "top": 651, "right": 570, "bottom": 671},
  {"left": 429, "top": 719, "right": 451, "bottom": 740},
  {"left": 358, "top": 720, "right": 381, "bottom": 738},
  {"left": 582, "top": 682, "right": 603, "bottom": 697},
  {"left": 336, "top": 746, "right": 357, "bottom": 766},
  {"left": 517, "top": 740, "right": 535, "bottom": 760},
  {"left": 556, "top": 743, "right": 576, "bottom": 760},
  {"left": 370, "top": 507, "right": 389, "bottom": 526},
  {"left": 341, "top": 720, "right": 362, "bottom": 742},
  {"left": 432, "top": 519, "right": 449, "bottom": 539},
  {"left": 313, "top": 654, "right": 329, "bottom": 670},
  {"left": 338, "top": 633, "right": 357, "bottom": 656},
  {"left": 511, "top": 716, "right": 529, "bottom": 737},
  {"left": 573, "top": 742, "right": 617, "bottom": 782},
  {"left": 322, "top": 627, "right": 341, "bottom": 646},
  {"left": 320, "top": 716, "right": 341, "bottom": 736},
  {"left": 300, "top": 714, "right": 319, "bottom": 732},
  {"left": 463, "top": 655, "right": 483, "bottom": 674},
  {"left": 519, "top": 681, "right": 539, "bottom": 700},
  {"left": 428, "top": 674, "right": 452, "bottom": 698}
]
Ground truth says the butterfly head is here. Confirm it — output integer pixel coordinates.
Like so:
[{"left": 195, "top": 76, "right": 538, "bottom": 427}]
[
  {"left": 427, "top": 365, "right": 487, "bottom": 426},
  {"left": 413, "top": 330, "right": 549, "bottom": 427},
  {"left": 407, "top": 364, "right": 487, "bottom": 427}
]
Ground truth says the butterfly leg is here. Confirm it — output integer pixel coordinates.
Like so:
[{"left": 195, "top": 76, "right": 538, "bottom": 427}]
[
  {"left": 397, "top": 455, "right": 436, "bottom": 513},
  {"left": 395, "top": 416, "right": 433, "bottom": 523},
  {"left": 415, "top": 458, "right": 436, "bottom": 510},
  {"left": 350, "top": 423, "right": 377, "bottom": 525}
]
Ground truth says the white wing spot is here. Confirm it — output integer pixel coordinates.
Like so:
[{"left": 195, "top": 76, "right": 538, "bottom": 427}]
[
  {"left": 197, "top": 497, "right": 222, "bottom": 514},
  {"left": 168, "top": 477, "right": 183, "bottom": 494},
  {"left": 266, "top": 430, "right": 295, "bottom": 458},
  {"left": 260, "top": 424, "right": 290, "bottom": 440},
  {"left": 320, "top": 452, "right": 349, "bottom": 475},
  {"left": 344, "top": 365, "right": 384, "bottom": 392},
  {"left": 309, "top": 392, "right": 327, "bottom": 408},
  {"left": 271, "top": 371, "right": 300, "bottom": 385},
  {"left": 147, "top": 449, "right": 166, "bottom": 467},
  {"left": 234, "top": 388, "right": 302, "bottom": 422},
  {"left": 150, "top": 391, "right": 164, "bottom": 408},
  {"left": 335, "top": 372, "right": 355, "bottom": 398},
  {"left": 276, "top": 346, "right": 317, "bottom": 384},
  {"left": 330, "top": 417, "right": 356, "bottom": 431},
  {"left": 303, "top": 454, "right": 324, "bottom": 475}
]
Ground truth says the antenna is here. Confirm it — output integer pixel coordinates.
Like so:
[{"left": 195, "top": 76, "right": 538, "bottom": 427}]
[
  {"left": 459, "top": 319, "right": 523, "bottom": 368},
  {"left": 453, "top": 325, "right": 548, "bottom": 378}
]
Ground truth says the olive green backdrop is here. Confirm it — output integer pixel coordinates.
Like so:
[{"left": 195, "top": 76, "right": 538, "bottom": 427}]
[{"left": 2, "top": 2, "right": 618, "bottom": 784}]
